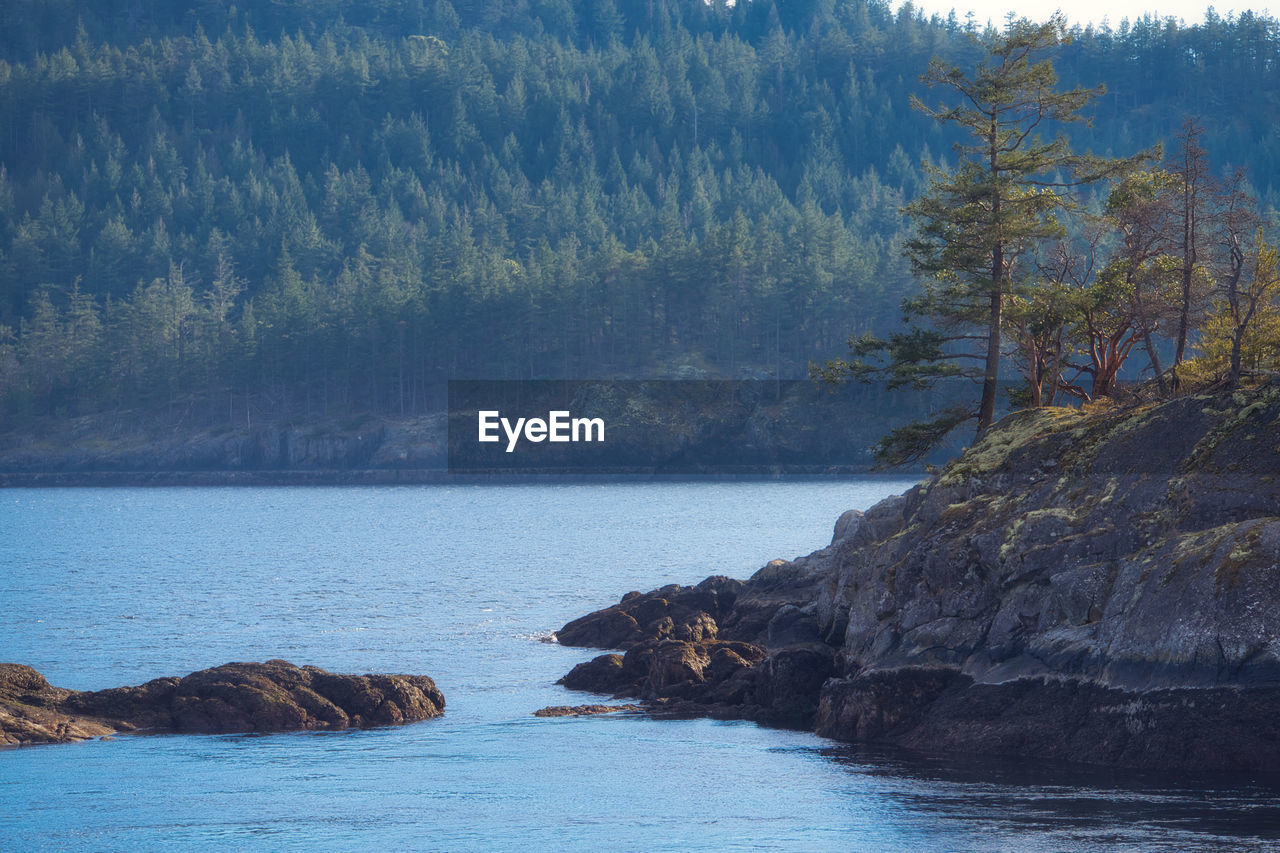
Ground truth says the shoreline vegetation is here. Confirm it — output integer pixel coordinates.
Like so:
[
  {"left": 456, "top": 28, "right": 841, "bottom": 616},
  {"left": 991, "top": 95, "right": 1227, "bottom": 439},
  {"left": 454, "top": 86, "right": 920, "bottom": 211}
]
[
  {"left": 3, "top": 4, "right": 1280, "bottom": 442},
  {"left": 0, "top": 470, "right": 919, "bottom": 487}
]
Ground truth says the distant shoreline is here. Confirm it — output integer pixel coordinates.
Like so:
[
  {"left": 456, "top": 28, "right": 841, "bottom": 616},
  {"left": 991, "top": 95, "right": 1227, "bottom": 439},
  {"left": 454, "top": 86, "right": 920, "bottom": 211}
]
[{"left": 0, "top": 468, "right": 924, "bottom": 487}]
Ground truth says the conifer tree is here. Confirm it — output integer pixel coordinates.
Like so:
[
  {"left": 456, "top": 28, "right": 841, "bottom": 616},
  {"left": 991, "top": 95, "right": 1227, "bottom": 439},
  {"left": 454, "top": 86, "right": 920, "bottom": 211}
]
[{"left": 816, "top": 15, "right": 1141, "bottom": 462}]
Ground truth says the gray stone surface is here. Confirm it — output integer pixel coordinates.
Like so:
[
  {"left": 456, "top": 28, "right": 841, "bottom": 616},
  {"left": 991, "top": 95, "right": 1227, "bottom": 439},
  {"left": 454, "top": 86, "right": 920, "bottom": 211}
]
[{"left": 556, "top": 382, "right": 1280, "bottom": 769}]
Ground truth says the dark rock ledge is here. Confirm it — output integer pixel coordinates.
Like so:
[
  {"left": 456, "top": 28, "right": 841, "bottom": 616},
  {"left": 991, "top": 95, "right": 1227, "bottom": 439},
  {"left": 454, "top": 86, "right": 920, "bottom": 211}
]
[
  {"left": 0, "top": 660, "right": 444, "bottom": 746},
  {"left": 554, "top": 381, "right": 1280, "bottom": 771},
  {"left": 532, "top": 704, "right": 644, "bottom": 717}
]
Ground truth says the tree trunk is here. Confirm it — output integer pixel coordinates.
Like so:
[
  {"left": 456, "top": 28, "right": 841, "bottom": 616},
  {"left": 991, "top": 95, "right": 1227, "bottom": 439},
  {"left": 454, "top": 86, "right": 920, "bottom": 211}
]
[
  {"left": 1175, "top": 180, "right": 1195, "bottom": 369},
  {"left": 978, "top": 283, "right": 1001, "bottom": 431},
  {"left": 979, "top": 122, "right": 1002, "bottom": 433},
  {"left": 1143, "top": 328, "right": 1168, "bottom": 394},
  {"left": 1229, "top": 332, "right": 1243, "bottom": 389},
  {"left": 1228, "top": 278, "right": 1244, "bottom": 390}
]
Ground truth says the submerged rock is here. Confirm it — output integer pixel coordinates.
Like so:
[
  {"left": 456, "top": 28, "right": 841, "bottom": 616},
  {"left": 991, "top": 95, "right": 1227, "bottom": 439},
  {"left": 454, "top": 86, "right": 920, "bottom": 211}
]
[
  {"left": 532, "top": 704, "right": 643, "bottom": 717},
  {"left": 0, "top": 660, "right": 444, "bottom": 746},
  {"left": 555, "top": 381, "right": 1280, "bottom": 770}
]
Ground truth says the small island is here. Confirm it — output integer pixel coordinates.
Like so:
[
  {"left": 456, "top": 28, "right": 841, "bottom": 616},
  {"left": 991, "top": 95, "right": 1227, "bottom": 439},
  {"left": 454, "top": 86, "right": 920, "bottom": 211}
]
[
  {"left": 555, "top": 379, "right": 1280, "bottom": 771},
  {"left": 0, "top": 660, "right": 444, "bottom": 746}
]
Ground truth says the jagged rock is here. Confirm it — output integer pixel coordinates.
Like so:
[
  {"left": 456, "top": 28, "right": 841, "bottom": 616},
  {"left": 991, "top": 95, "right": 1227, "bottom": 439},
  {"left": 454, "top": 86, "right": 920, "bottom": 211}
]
[
  {"left": 718, "top": 553, "right": 838, "bottom": 644},
  {"left": 706, "top": 644, "right": 759, "bottom": 683},
  {"left": 673, "top": 611, "right": 719, "bottom": 642},
  {"left": 558, "top": 654, "right": 629, "bottom": 693},
  {"left": 766, "top": 604, "right": 822, "bottom": 647},
  {"left": 559, "top": 637, "right": 769, "bottom": 705},
  {"left": 555, "top": 576, "right": 743, "bottom": 649},
  {"left": 831, "top": 509, "right": 863, "bottom": 544},
  {"left": 645, "top": 640, "right": 714, "bottom": 696},
  {"left": 1, "top": 660, "right": 444, "bottom": 745},
  {"left": 749, "top": 644, "right": 838, "bottom": 728},
  {"left": 556, "top": 608, "right": 641, "bottom": 649}
]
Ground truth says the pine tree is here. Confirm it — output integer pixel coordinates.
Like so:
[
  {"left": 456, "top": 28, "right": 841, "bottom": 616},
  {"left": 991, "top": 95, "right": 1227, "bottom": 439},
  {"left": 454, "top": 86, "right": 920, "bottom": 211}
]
[{"left": 816, "top": 15, "right": 1141, "bottom": 462}]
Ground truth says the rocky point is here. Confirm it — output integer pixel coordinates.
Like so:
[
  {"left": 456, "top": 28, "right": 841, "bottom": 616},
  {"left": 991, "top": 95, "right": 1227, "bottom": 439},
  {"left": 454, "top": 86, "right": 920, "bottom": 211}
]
[{"left": 555, "top": 380, "right": 1280, "bottom": 770}]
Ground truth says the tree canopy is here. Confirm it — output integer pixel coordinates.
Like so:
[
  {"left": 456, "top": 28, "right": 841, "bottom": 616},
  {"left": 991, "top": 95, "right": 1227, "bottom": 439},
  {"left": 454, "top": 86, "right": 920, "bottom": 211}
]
[
  {"left": 816, "top": 16, "right": 1143, "bottom": 453},
  {"left": 0, "top": 1, "right": 1278, "bottom": 435}
]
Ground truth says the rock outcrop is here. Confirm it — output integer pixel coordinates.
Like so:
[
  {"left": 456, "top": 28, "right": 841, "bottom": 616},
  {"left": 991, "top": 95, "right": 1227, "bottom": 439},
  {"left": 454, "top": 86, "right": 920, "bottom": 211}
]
[
  {"left": 0, "top": 660, "right": 444, "bottom": 746},
  {"left": 555, "top": 576, "right": 742, "bottom": 648},
  {"left": 556, "top": 511, "right": 861, "bottom": 728},
  {"left": 556, "top": 381, "right": 1280, "bottom": 769}
]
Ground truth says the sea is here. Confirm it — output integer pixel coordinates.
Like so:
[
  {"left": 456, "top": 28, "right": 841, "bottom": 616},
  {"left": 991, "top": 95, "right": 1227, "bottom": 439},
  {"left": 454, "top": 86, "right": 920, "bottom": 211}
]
[{"left": 3, "top": 480, "right": 1280, "bottom": 851}]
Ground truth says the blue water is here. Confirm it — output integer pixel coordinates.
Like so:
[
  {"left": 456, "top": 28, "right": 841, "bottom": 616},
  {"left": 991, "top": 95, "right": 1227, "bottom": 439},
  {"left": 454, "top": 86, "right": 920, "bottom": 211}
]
[{"left": 3, "top": 480, "right": 1279, "bottom": 851}]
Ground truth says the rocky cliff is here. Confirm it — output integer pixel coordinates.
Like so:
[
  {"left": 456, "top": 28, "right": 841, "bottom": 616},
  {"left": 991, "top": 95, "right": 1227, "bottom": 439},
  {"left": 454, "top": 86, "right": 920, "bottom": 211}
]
[
  {"left": 556, "top": 380, "right": 1280, "bottom": 770},
  {"left": 0, "top": 660, "right": 445, "bottom": 746}
]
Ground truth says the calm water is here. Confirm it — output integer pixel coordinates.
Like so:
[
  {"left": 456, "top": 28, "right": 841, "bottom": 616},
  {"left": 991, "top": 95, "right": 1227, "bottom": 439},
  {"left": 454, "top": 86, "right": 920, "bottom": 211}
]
[{"left": 3, "top": 479, "right": 1280, "bottom": 851}]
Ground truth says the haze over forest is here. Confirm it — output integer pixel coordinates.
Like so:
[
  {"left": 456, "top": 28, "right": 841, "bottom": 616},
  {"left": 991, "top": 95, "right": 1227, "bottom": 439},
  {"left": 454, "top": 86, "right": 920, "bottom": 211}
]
[{"left": 0, "top": 0, "right": 1277, "bottom": 430}]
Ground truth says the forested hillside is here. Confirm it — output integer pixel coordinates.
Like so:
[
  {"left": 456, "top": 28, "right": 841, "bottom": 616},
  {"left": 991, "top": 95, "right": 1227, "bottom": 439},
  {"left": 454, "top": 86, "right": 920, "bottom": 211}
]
[{"left": 0, "top": 0, "right": 1278, "bottom": 428}]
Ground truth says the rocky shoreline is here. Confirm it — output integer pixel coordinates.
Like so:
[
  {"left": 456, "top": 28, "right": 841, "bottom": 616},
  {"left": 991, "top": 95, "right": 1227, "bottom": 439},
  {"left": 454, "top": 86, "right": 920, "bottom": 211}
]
[
  {"left": 0, "top": 468, "right": 903, "bottom": 488},
  {"left": 0, "top": 469, "right": 469, "bottom": 487},
  {"left": 554, "top": 381, "right": 1280, "bottom": 771},
  {"left": 0, "top": 660, "right": 444, "bottom": 746}
]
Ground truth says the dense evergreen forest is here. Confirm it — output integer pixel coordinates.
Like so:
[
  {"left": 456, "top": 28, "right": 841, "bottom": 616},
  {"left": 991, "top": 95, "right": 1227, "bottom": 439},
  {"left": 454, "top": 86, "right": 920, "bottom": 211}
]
[{"left": 1, "top": 0, "right": 1278, "bottom": 429}]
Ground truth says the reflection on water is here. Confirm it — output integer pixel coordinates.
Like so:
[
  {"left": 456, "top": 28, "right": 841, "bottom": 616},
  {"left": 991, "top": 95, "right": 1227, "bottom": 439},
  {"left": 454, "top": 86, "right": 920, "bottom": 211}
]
[
  {"left": 822, "top": 744, "right": 1280, "bottom": 850},
  {"left": 3, "top": 480, "right": 1280, "bottom": 851}
]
